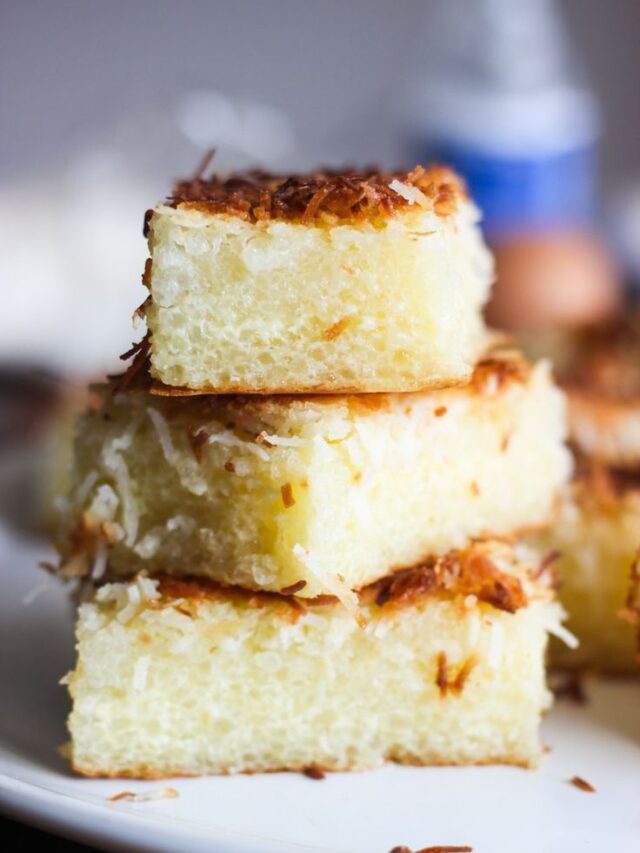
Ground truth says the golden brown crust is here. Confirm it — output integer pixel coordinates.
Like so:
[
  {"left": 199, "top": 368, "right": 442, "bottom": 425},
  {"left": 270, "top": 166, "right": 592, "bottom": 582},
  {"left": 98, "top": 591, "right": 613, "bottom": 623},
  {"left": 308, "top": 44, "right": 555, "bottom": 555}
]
[
  {"left": 157, "top": 164, "right": 465, "bottom": 227},
  {"left": 363, "top": 547, "right": 528, "bottom": 614},
  {"left": 148, "top": 375, "right": 471, "bottom": 398},
  {"left": 124, "top": 345, "right": 531, "bottom": 407},
  {"left": 72, "top": 751, "right": 533, "bottom": 780},
  {"left": 58, "top": 522, "right": 547, "bottom": 605},
  {"left": 107, "top": 543, "right": 533, "bottom": 616}
]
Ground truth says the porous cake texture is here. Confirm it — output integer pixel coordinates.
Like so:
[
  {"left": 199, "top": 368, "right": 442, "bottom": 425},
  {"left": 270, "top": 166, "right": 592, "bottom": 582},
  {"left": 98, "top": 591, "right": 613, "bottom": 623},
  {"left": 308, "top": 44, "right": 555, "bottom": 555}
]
[
  {"left": 66, "top": 541, "right": 565, "bottom": 778},
  {"left": 58, "top": 351, "right": 571, "bottom": 601},
  {"left": 143, "top": 166, "right": 494, "bottom": 393},
  {"left": 531, "top": 467, "right": 640, "bottom": 673}
]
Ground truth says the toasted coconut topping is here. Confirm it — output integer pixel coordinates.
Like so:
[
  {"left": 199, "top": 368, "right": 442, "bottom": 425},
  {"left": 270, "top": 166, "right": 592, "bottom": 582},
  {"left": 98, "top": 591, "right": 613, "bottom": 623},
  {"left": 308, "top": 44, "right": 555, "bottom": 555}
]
[
  {"left": 186, "top": 424, "right": 209, "bottom": 462},
  {"left": 417, "top": 848, "right": 473, "bottom": 853},
  {"left": 280, "top": 482, "right": 295, "bottom": 508},
  {"left": 364, "top": 547, "right": 528, "bottom": 614},
  {"left": 434, "top": 652, "right": 478, "bottom": 698},
  {"left": 159, "top": 164, "right": 465, "bottom": 226},
  {"left": 389, "top": 847, "right": 473, "bottom": 853},
  {"left": 569, "top": 776, "right": 595, "bottom": 793},
  {"left": 562, "top": 309, "right": 640, "bottom": 402},
  {"left": 471, "top": 348, "right": 530, "bottom": 394},
  {"left": 110, "top": 333, "right": 151, "bottom": 396},
  {"left": 115, "top": 345, "right": 532, "bottom": 409},
  {"left": 119, "top": 544, "right": 537, "bottom": 617},
  {"left": 281, "top": 580, "right": 307, "bottom": 595},
  {"left": 109, "top": 786, "right": 179, "bottom": 802},
  {"left": 61, "top": 539, "right": 540, "bottom": 618},
  {"left": 302, "top": 765, "right": 326, "bottom": 780}
]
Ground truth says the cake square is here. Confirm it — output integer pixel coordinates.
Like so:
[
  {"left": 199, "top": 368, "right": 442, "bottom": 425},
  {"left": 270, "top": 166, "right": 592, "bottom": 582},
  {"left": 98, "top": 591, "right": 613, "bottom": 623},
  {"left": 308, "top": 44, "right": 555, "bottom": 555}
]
[
  {"left": 143, "top": 166, "right": 494, "bottom": 393},
  {"left": 58, "top": 351, "right": 571, "bottom": 601},
  {"left": 66, "top": 541, "right": 562, "bottom": 777}
]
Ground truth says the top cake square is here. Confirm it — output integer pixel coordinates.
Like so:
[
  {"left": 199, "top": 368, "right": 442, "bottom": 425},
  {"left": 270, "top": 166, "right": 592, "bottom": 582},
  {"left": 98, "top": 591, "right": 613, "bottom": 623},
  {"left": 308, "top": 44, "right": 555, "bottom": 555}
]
[{"left": 143, "top": 165, "right": 494, "bottom": 394}]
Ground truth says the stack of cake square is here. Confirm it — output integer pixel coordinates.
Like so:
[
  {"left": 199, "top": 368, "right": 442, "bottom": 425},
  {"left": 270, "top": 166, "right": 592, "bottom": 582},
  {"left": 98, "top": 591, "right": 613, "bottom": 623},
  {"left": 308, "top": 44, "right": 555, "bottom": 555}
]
[{"left": 57, "top": 166, "right": 571, "bottom": 778}]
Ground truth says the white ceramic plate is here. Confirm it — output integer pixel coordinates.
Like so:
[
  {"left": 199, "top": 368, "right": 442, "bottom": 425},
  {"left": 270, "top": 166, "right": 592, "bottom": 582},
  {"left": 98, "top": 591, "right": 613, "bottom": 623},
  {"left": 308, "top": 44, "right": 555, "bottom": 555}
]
[{"left": 1, "top": 524, "right": 639, "bottom": 853}]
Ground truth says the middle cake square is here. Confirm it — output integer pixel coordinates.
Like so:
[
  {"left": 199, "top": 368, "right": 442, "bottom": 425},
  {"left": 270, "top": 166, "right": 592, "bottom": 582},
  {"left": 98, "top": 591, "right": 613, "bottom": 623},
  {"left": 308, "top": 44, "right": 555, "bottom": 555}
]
[{"left": 60, "top": 349, "right": 570, "bottom": 600}]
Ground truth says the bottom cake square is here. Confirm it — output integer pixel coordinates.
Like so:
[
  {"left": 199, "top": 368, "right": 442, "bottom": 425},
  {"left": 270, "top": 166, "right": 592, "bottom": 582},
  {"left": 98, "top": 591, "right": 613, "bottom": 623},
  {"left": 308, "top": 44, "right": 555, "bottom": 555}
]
[{"left": 66, "top": 541, "right": 565, "bottom": 778}]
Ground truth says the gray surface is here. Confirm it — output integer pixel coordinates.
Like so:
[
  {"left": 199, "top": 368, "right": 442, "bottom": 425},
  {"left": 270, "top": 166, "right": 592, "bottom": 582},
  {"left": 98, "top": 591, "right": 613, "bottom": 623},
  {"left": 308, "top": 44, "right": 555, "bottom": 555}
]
[{"left": 1, "top": 1, "right": 640, "bottom": 189}]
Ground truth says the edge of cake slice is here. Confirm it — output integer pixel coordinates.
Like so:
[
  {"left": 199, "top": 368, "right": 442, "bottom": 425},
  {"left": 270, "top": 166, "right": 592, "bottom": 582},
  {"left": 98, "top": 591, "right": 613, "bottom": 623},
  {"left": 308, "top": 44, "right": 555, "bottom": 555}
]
[
  {"left": 560, "top": 310, "right": 640, "bottom": 467},
  {"left": 529, "top": 464, "right": 640, "bottom": 673}
]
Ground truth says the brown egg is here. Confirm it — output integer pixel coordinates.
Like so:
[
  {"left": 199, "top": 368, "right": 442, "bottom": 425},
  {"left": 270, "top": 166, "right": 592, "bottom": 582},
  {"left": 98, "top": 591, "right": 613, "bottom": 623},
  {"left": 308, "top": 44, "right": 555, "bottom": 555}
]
[{"left": 486, "top": 231, "right": 621, "bottom": 333}]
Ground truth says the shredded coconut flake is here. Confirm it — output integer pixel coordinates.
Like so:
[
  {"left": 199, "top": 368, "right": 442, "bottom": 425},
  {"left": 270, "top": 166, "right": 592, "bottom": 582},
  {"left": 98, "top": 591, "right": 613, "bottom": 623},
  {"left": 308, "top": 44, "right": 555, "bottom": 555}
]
[
  {"left": 256, "top": 430, "right": 306, "bottom": 448},
  {"left": 109, "top": 787, "right": 179, "bottom": 803},
  {"left": 95, "top": 582, "right": 118, "bottom": 603},
  {"left": 147, "top": 407, "right": 178, "bottom": 464},
  {"left": 137, "top": 575, "right": 161, "bottom": 602},
  {"left": 133, "top": 528, "right": 164, "bottom": 559},
  {"left": 92, "top": 540, "right": 109, "bottom": 580},
  {"left": 205, "top": 428, "right": 270, "bottom": 461},
  {"left": 547, "top": 603, "right": 579, "bottom": 649},
  {"left": 389, "top": 179, "right": 431, "bottom": 208},
  {"left": 293, "top": 544, "right": 363, "bottom": 625},
  {"left": 166, "top": 515, "right": 196, "bottom": 533},
  {"left": 102, "top": 449, "right": 138, "bottom": 547},
  {"left": 128, "top": 584, "right": 141, "bottom": 606},
  {"left": 147, "top": 407, "right": 207, "bottom": 495},
  {"left": 97, "top": 577, "right": 160, "bottom": 623},
  {"left": 117, "top": 601, "right": 139, "bottom": 624},
  {"left": 75, "top": 470, "right": 99, "bottom": 507},
  {"left": 132, "top": 655, "right": 150, "bottom": 691},
  {"left": 87, "top": 484, "right": 119, "bottom": 523}
]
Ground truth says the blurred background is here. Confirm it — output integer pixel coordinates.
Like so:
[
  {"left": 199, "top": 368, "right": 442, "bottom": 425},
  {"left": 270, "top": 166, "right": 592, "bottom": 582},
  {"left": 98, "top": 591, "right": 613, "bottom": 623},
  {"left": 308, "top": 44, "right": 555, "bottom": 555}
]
[
  {"left": 1, "top": 0, "right": 640, "bottom": 528},
  {"left": 2, "top": 0, "right": 640, "bottom": 373}
]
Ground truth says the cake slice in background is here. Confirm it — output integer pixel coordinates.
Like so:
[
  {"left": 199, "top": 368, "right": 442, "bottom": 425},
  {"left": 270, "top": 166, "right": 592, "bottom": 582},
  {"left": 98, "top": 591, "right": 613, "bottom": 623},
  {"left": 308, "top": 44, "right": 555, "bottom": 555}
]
[
  {"left": 562, "top": 311, "right": 640, "bottom": 468},
  {"left": 531, "top": 464, "right": 640, "bottom": 673},
  {"left": 529, "top": 312, "right": 640, "bottom": 672},
  {"left": 621, "top": 552, "right": 640, "bottom": 663}
]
